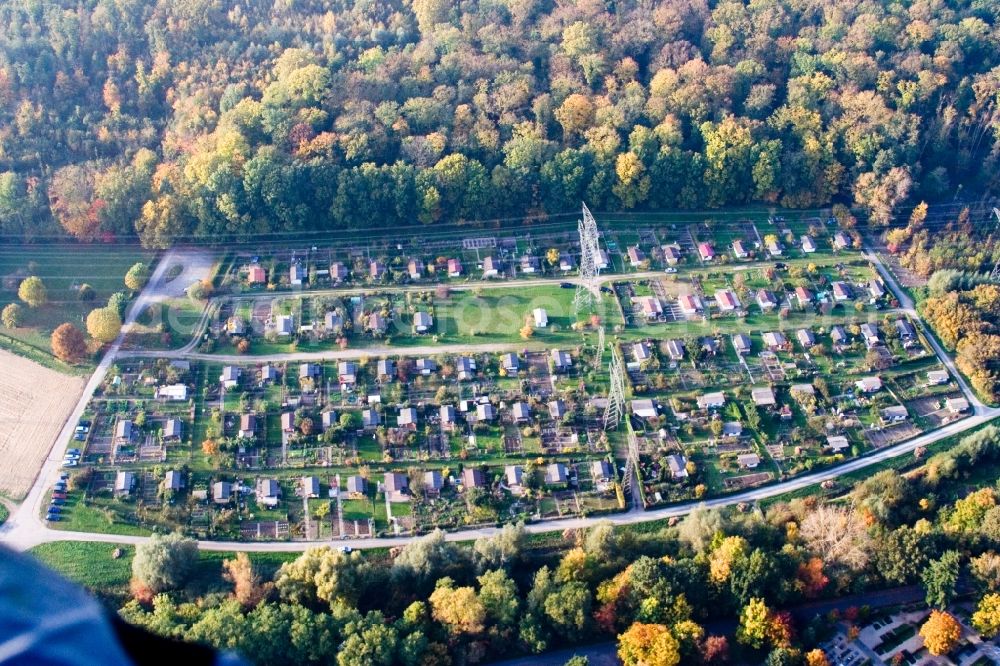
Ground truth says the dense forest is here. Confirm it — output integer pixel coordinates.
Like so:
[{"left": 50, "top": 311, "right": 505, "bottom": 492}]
[
  {"left": 0, "top": 0, "right": 998, "bottom": 245},
  {"left": 107, "top": 424, "right": 1000, "bottom": 665}
]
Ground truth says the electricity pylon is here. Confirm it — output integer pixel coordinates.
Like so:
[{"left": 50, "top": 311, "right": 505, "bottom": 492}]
[
  {"left": 991, "top": 208, "right": 1000, "bottom": 280},
  {"left": 603, "top": 346, "right": 625, "bottom": 431},
  {"left": 622, "top": 422, "right": 641, "bottom": 505},
  {"left": 574, "top": 202, "right": 602, "bottom": 315},
  {"left": 596, "top": 325, "right": 606, "bottom": 363}
]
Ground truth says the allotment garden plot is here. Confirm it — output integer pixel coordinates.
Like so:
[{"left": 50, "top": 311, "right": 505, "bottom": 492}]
[
  {"left": 617, "top": 299, "right": 967, "bottom": 507},
  {"left": 49, "top": 343, "right": 624, "bottom": 540}
]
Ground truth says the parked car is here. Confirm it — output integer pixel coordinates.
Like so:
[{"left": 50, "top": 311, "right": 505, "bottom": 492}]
[
  {"left": 45, "top": 514, "right": 61, "bottom": 522},
  {"left": 61, "top": 460, "right": 78, "bottom": 468},
  {"left": 50, "top": 498, "right": 65, "bottom": 506},
  {"left": 664, "top": 268, "right": 678, "bottom": 274},
  {"left": 559, "top": 282, "right": 573, "bottom": 288}
]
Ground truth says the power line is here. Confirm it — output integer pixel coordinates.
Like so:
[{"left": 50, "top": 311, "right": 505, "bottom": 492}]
[{"left": 0, "top": 200, "right": 984, "bottom": 244}]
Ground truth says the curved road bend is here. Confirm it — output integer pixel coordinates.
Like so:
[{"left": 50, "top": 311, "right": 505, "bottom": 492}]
[
  {"left": 865, "top": 250, "right": 985, "bottom": 413},
  {"left": 2, "top": 247, "right": 996, "bottom": 553},
  {"left": 1, "top": 250, "right": 185, "bottom": 550}
]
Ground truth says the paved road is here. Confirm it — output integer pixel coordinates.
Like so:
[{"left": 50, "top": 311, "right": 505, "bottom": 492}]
[
  {"left": 4, "top": 406, "right": 995, "bottom": 553},
  {"left": 134, "top": 270, "right": 645, "bottom": 354},
  {"left": 2, "top": 247, "right": 997, "bottom": 554},
  {"left": 866, "top": 250, "right": 985, "bottom": 412},
  {"left": 124, "top": 341, "right": 529, "bottom": 364},
  {"left": 145, "top": 254, "right": 847, "bottom": 356},
  {"left": 0, "top": 250, "right": 184, "bottom": 548}
]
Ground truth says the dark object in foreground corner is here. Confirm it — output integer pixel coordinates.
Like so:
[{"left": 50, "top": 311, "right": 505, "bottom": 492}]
[
  {"left": 110, "top": 613, "right": 219, "bottom": 666},
  {"left": 0, "top": 545, "right": 246, "bottom": 666}
]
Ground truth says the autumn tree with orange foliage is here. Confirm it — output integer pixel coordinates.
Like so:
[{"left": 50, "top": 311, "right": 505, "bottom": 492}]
[
  {"left": 617, "top": 622, "right": 680, "bottom": 666},
  {"left": 766, "top": 610, "right": 796, "bottom": 648},
  {"left": 223, "top": 552, "right": 273, "bottom": 609},
  {"left": 202, "top": 439, "right": 220, "bottom": 456},
  {"left": 699, "top": 635, "right": 729, "bottom": 663},
  {"left": 51, "top": 322, "right": 88, "bottom": 363},
  {"left": 919, "top": 610, "right": 962, "bottom": 656},
  {"left": 796, "top": 557, "right": 829, "bottom": 598},
  {"left": 805, "top": 649, "right": 830, "bottom": 666},
  {"left": 594, "top": 567, "right": 631, "bottom": 633},
  {"left": 48, "top": 164, "right": 101, "bottom": 240}
]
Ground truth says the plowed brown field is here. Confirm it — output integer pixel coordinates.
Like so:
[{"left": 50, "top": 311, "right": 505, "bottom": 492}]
[{"left": 0, "top": 350, "right": 84, "bottom": 499}]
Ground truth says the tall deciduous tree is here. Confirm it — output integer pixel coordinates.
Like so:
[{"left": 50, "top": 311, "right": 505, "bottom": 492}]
[
  {"left": 125, "top": 262, "right": 151, "bottom": 291},
  {"left": 617, "top": 622, "right": 680, "bottom": 666},
  {"left": 736, "top": 597, "right": 771, "bottom": 649},
  {"left": 919, "top": 610, "right": 962, "bottom": 656},
  {"left": 48, "top": 163, "right": 100, "bottom": 240},
  {"left": 131, "top": 532, "right": 198, "bottom": 593},
  {"left": 429, "top": 579, "right": 486, "bottom": 636},
  {"left": 86, "top": 306, "right": 122, "bottom": 343},
  {"left": 51, "top": 323, "right": 87, "bottom": 363},
  {"left": 18, "top": 276, "right": 47, "bottom": 307},
  {"left": 1, "top": 302, "right": 22, "bottom": 328},
  {"left": 972, "top": 593, "right": 1000, "bottom": 638}
]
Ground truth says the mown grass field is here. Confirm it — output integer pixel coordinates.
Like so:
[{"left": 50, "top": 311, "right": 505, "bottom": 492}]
[
  {"left": 28, "top": 541, "right": 338, "bottom": 605},
  {"left": 30, "top": 542, "right": 135, "bottom": 595},
  {"left": 0, "top": 244, "right": 152, "bottom": 366},
  {"left": 431, "top": 285, "right": 618, "bottom": 346}
]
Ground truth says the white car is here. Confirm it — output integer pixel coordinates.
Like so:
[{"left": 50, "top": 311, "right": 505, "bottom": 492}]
[
  {"left": 664, "top": 268, "right": 678, "bottom": 274},
  {"left": 61, "top": 459, "right": 79, "bottom": 468}
]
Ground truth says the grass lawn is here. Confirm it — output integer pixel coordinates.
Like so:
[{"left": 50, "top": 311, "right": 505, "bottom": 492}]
[
  {"left": 28, "top": 541, "right": 300, "bottom": 604},
  {"left": 432, "top": 285, "right": 618, "bottom": 346},
  {"left": 390, "top": 501, "right": 412, "bottom": 517},
  {"left": 374, "top": 498, "right": 390, "bottom": 532},
  {"left": 130, "top": 297, "right": 206, "bottom": 349},
  {"left": 47, "top": 494, "right": 152, "bottom": 537},
  {"left": 0, "top": 501, "right": 8, "bottom": 525},
  {"left": 30, "top": 541, "right": 134, "bottom": 593},
  {"left": 342, "top": 497, "right": 374, "bottom": 521},
  {"left": 0, "top": 244, "right": 152, "bottom": 364}
]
